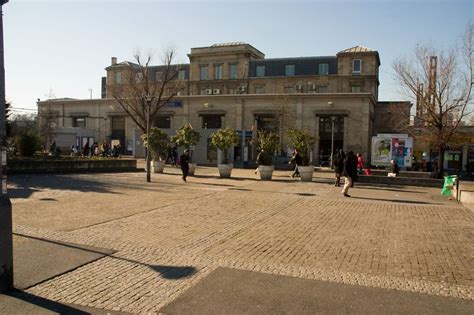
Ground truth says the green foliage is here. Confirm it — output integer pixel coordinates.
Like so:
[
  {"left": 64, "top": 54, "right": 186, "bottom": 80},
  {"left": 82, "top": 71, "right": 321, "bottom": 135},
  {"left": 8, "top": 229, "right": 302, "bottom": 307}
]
[
  {"left": 171, "top": 123, "right": 200, "bottom": 149},
  {"left": 141, "top": 127, "right": 170, "bottom": 160},
  {"left": 15, "top": 132, "right": 41, "bottom": 157},
  {"left": 256, "top": 131, "right": 280, "bottom": 165},
  {"left": 211, "top": 127, "right": 239, "bottom": 164},
  {"left": 287, "top": 128, "right": 316, "bottom": 166}
]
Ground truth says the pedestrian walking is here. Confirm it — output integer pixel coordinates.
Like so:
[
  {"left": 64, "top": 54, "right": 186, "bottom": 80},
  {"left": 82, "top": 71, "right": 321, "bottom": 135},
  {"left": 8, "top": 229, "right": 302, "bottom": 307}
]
[
  {"left": 82, "top": 141, "right": 90, "bottom": 158},
  {"left": 180, "top": 149, "right": 190, "bottom": 182},
  {"left": 172, "top": 146, "right": 178, "bottom": 167},
  {"left": 342, "top": 151, "right": 357, "bottom": 197},
  {"left": 357, "top": 153, "right": 364, "bottom": 174},
  {"left": 255, "top": 149, "right": 264, "bottom": 174},
  {"left": 289, "top": 150, "right": 302, "bottom": 178},
  {"left": 334, "top": 149, "right": 345, "bottom": 187}
]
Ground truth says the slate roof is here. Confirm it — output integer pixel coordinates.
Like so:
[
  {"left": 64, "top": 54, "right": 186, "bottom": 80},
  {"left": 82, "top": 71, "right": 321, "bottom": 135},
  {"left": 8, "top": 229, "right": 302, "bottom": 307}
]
[{"left": 249, "top": 56, "right": 337, "bottom": 77}]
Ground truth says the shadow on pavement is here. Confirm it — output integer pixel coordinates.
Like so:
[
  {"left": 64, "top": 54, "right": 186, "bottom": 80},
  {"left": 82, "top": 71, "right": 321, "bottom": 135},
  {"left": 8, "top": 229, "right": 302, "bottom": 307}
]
[
  {"left": 3, "top": 289, "right": 89, "bottom": 314},
  {"left": 150, "top": 265, "right": 197, "bottom": 279},
  {"left": 8, "top": 174, "right": 120, "bottom": 199},
  {"left": 350, "top": 196, "right": 442, "bottom": 205}
]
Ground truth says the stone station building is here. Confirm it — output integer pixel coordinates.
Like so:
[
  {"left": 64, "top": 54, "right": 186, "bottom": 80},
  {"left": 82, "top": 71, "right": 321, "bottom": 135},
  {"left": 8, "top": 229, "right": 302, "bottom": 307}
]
[{"left": 37, "top": 42, "right": 410, "bottom": 166}]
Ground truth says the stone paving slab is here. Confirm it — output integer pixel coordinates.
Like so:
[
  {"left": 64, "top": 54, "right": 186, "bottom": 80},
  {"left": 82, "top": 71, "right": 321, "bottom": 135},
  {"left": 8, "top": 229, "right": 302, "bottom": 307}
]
[
  {"left": 13, "top": 234, "right": 115, "bottom": 290},
  {"left": 8, "top": 167, "right": 474, "bottom": 313},
  {"left": 161, "top": 267, "right": 474, "bottom": 314}
]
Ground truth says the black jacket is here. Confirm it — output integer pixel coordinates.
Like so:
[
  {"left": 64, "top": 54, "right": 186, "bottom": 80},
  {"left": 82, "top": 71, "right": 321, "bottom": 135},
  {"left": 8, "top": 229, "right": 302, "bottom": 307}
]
[
  {"left": 290, "top": 153, "right": 303, "bottom": 166},
  {"left": 180, "top": 153, "right": 189, "bottom": 168},
  {"left": 342, "top": 153, "right": 358, "bottom": 179}
]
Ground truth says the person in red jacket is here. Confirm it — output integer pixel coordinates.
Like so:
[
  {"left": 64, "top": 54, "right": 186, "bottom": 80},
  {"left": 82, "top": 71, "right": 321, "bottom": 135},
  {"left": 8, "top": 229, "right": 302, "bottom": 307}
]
[{"left": 357, "top": 153, "right": 364, "bottom": 174}]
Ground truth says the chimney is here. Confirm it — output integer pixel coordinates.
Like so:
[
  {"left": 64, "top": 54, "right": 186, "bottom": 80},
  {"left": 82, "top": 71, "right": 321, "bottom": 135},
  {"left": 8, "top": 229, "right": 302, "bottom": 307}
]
[{"left": 111, "top": 57, "right": 117, "bottom": 65}]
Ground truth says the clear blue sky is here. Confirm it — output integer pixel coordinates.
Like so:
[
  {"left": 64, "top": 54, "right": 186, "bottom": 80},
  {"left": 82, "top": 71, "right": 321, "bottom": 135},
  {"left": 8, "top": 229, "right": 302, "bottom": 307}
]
[{"left": 4, "top": 0, "right": 473, "bottom": 114}]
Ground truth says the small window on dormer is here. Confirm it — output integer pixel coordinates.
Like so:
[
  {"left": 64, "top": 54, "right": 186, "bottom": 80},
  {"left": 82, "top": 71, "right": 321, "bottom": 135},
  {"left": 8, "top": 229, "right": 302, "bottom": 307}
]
[
  {"left": 256, "top": 66, "right": 265, "bottom": 77},
  {"left": 155, "top": 71, "right": 163, "bottom": 82},
  {"left": 352, "top": 59, "right": 362, "bottom": 74},
  {"left": 285, "top": 65, "right": 295, "bottom": 76},
  {"left": 318, "top": 63, "right": 329, "bottom": 75}
]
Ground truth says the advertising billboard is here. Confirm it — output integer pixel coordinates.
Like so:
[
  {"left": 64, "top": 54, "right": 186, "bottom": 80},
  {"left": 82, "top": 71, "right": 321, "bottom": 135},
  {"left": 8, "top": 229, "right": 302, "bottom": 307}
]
[{"left": 372, "top": 134, "right": 413, "bottom": 167}]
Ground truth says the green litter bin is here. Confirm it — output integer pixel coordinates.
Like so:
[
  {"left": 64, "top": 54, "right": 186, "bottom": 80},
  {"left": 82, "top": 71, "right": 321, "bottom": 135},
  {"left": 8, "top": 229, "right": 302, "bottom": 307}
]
[{"left": 441, "top": 175, "right": 457, "bottom": 196}]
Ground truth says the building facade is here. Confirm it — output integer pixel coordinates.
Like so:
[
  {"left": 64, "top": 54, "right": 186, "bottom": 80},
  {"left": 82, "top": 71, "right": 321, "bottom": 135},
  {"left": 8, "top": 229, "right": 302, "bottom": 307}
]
[{"left": 38, "top": 42, "right": 408, "bottom": 166}]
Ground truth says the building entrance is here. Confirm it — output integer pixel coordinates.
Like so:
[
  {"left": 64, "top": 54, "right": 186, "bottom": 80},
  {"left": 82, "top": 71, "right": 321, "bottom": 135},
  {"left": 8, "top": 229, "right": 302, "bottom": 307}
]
[{"left": 318, "top": 116, "right": 344, "bottom": 166}]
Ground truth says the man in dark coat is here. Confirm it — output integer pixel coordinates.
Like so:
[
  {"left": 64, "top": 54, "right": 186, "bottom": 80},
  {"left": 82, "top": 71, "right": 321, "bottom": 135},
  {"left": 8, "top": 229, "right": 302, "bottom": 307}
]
[
  {"left": 180, "top": 149, "right": 190, "bottom": 182},
  {"left": 334, "top": 149, "right": 345, "bottom": 187},
  {"left": 341, "top": 151, "right": 357, "bottom": 197},
  {"left": 289, "top": 150, "right": 303, "bottom": 178}
]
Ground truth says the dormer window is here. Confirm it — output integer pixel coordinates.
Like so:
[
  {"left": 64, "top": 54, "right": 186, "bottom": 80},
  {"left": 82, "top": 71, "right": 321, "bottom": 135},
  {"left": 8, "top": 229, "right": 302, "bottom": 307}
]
[
  {"left": 285, "top": 65, "right": 295, "bottom": 76},
  {"left": 318, "top": 63, "right": 329, "bottom": 75},
  {"left": 256, "top": 66, "right": 265, "bottom": 77},
  {"left": 352, "top": 59, "right": 362, "bottom": 75},
  {"left": 155, "top": 71, "right": 163, "bottom": 82}
]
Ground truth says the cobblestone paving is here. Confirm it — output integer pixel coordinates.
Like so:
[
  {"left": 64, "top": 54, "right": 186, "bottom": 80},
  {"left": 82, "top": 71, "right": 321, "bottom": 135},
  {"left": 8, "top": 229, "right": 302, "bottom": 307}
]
[{"left": 9, "top": 167, "right": 474, "bottom": 313}]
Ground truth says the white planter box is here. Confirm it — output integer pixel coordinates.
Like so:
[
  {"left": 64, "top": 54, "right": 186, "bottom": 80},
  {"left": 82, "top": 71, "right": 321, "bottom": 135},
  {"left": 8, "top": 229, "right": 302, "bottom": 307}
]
[
  {"left": 153, "top": 160, "right": 165, "bottom": 173},
  {"left": 218, "top": 163, "right": 233, "bottom": 178},
  {"left": 259, "top": 165, "right": 274, "bottom": 180},
  {"left": 188, "top": 163, "right": 197, "bottom": 176},
  {"left": 298, "top": 166, "right": 314, "bottom": 182}
]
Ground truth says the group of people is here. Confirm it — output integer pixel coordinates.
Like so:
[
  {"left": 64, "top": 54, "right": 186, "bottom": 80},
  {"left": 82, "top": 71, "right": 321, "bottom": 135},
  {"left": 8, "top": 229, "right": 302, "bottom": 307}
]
[
  {"left": 71, "top": 142, "right": 121, "bottom": 158},
  {"left": 334, "top": 150, "right": 400, "bottom": 197},
  {"left": 165, "top": 146, "right": 179, "bottom": 167}
]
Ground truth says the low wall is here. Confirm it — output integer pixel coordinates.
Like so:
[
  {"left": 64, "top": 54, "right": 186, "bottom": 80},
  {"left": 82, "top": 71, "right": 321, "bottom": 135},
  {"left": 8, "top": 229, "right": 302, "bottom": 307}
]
[
  {"left": 453, "top": 181, "right": 474, "bottom": 205},
  {"left": 369, "top": 170, "right": 431, "bottom": 179},
  {"left": 7, "top": 159, "right": 138, "bottom": 174},
  {"left": 357, "top": 175, "right": 444, "bottom": 188}
]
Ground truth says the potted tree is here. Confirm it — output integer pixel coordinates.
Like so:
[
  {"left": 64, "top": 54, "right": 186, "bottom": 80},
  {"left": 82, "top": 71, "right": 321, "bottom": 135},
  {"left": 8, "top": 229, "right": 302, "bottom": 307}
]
[
  {"left": 255, "top": 130, "right": 280, "bottom": 180},
  {"left": 287, "top": 128, "right": 316, "bottom": 182},
  {"left": 211, "top": 127, "right": 240, "bottom": 178},
  {"left": 142, "top": 127, "right": 170, "bottom": 173},
  {"left": 171, "top": 123, "right": 200, "bottom": 175}
]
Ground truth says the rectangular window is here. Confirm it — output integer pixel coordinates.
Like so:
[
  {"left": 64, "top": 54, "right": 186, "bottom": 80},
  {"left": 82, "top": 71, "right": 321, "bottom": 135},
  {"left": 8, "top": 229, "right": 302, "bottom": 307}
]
[
  {"left": 115, "top": 71, "right": 122, "bottom": 84},
  {"left": 155, "top": 116, "right": 171, "bottom": 129},
  {"left": 255, "top": 86, "right": 265, "bottom": 94},
  {"left": 285, "top": 65, "right": 295, "bottom": 76},
  {"left": 214, "top": 65, "right": 222, "bottom": 80},
  {"left": 178, "top": 70, "right": 186, "bottom": 80},
  {"left": 317, "top": 85, "right": 328, "bottom": 93},
  {"left": 200, "top": 66, "right": 208, "bottom": 80},
  {"left": 111, "top": 116, "right": 125, "bottom": 131},
  {"left": 155, "top": 71, "right": 163, "bottom": 82},
  {"left": 229, "top": 64, "right": 238, "bottom": 79},
  {"left": 352, "top": 59, "right": 362, "bottom": 74},
  {"left": 318, "top": 63, "right": 329, "bottom": 75},
  {"left": 202, "top": 115, "right": 222, "bottom": 129},
  {"left": 351, "top": 85, "right": 361, "bottom": 93},
  {"left": 72, "top": 117, "right": 86, "bottom": 128},
  {"left": 284, "top": 86, "right": 294, "bottom": 94},
  {"left": 256, "top": 66, "right": 265, "bottom": 77}
]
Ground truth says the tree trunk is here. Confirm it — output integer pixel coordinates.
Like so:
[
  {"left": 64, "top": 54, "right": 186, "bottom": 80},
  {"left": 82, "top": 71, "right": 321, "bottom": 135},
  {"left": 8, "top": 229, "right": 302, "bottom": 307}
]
[{"left": 437, "top": 145, "right": 444, "bottom": 178}]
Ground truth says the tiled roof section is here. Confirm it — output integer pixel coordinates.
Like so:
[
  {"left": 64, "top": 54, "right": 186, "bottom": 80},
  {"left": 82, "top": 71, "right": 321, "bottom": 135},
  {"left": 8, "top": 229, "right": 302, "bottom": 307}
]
[
  {"left": 249, "top": 57, "right": 337, "bottom": 77},
  {"left": 211, "top": 42, "right": 247, "bottom": 47},
  {"left": 338, "top": 45, "right": 376, "bottom": 53}
]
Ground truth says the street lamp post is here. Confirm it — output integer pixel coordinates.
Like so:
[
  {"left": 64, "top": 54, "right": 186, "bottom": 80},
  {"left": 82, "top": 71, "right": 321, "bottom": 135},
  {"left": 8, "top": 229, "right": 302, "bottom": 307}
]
[
  {"left": 330, "top": 116, "right": 336, "bottom": 168},
  {"left": 0, "top": 0, "right": 13, "bottom": 293}
]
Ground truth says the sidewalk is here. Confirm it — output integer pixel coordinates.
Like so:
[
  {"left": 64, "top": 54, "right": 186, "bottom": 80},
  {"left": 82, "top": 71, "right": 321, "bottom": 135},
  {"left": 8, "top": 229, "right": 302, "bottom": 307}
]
[{"left": 5, "top": 166, "right": 473, "bottom": 313}]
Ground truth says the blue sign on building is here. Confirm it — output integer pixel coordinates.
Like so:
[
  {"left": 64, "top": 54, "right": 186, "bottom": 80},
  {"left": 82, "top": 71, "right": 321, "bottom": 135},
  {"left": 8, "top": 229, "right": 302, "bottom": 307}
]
[{"left": 165, "top": 100, "right": 183, "bottom": 108}]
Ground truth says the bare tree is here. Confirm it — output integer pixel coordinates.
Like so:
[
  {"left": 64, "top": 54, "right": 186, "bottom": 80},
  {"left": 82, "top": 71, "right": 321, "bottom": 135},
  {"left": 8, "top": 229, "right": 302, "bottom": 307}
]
[
  {"left": 392, "top": 24, "right": 473, "bottom": 174},
  {"left": 38, "top": 105, "right": 58, "bottom": 152},
  {"left": 112, "top": 48, "right": 185, "bottom": 182}
]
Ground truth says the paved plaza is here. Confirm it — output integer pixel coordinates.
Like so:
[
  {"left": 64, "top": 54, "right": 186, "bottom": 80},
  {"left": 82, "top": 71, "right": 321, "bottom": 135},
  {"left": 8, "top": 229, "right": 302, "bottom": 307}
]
[{"left": 4, "top": 166, "right": 474, "bottom": 313}]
